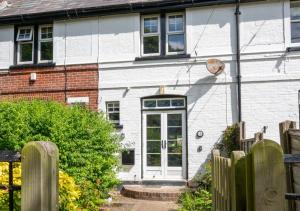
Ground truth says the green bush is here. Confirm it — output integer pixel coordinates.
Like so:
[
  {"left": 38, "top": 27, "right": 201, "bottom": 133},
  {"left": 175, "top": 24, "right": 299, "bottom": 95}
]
[
  {"left": 0, "top": 100, "right": 121, "bottom": 209},
  {"left": 178, "top": 189, "right": 212, "bottom": 211},
  {"left": 218, "top": 124, "right": 240, "bottom": 157},
  {"left": 0, "top": 163, "right": 81, "bottom": 211}
]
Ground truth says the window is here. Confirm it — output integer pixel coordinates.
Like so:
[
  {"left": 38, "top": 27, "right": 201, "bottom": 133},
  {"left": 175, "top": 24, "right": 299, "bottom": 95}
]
[
  {"left": 67, "top": 97, "right": 89, "bottom": 107},
  {"left": 39, "top": 25, "right": 53, "bottom": 62},
  {"left": 167, "top": 14, "right": 185, "bottom": 54},
  {"left": 17, "top": 27, "right": 34, "bottom": 64},
  {"left": 142, "top": 15, "right": 160, "bottom": 56},
  {"left": 143, "top": 98, "right": 185, "bottom": 109},
  {"left": 106, "top": 102, "right": 120, "bottom": 125},
  {"left": 16, "top": 24, "right": 53, "bottom": 65},
  {"left": 291, "top": 0, "right": 300, "bottom": 43},
  {"left": 141, "top": 12, "right": 185, "bottom": 57}
]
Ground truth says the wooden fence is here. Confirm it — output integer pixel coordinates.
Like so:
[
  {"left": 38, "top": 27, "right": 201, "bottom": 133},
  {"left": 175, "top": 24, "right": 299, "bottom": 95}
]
[
  {"left": 280, "top": 121, "right": 300, "bottom": 211},
  {"left": 212, "top": 139, "right": 286, "bottom": 211},
  {"left": 0, "top": 141, "right": 58, "bottom": 211}
]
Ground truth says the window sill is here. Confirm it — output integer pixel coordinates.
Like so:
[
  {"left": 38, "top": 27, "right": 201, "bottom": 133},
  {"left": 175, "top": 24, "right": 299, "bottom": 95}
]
[
  {"left": 9, "top": 62, "right": 56, "bottom": 70},
  {"left": 286, "top": 47, "right": 300, "bottom": 52},
  {"left": 135, "top": 54, "right": 191, "bottom": 61},
  {"left": 114, "top": 124, "right": 123, "bottom": 129}
]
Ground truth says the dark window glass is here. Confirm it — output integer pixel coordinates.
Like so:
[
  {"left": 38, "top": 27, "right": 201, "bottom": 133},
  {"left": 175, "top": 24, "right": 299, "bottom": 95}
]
[
  {"left": 157, "top": 100, "right": 171, "bottom": 107},
  {"left": 147, "top": 141, "right": 161, "bottom": 153},
  {"left": 122, "top": 150, "right": 135, "bottom": 165},
  {"left": 147, "top": 154, "right": 161, "bottom": 166},
  {"left": 168, "top": 114, "right": 182, "bottom": 127},
  {"left": 147, "top": 128, "right": 161, "bottom": 140},
  {"left": 168, "top": 34, "right": 185, "bottom": 52},
  {"left": 168, "top": 154, "right": 182, "bottom": 167},
  {"left": 144, "top": 100, "right": 156, "bottom": 108},
  {"left": 171, "top": 99, "right": 184, "bottom": 107},
  {"left": 168, "top": 141, "right": 182, "bottom": 154},
  {"left": 40, "top": 42, "right": 53, "bottom": 61},
  {"left": 292, "top": 22, "right": 300, "bottom": 43},
  {"left": 144, "top": 36, "right": 159, "bottom": 54},
  {"left": 20, "top": 43, "right": 33, "bottom": 62},
  {"left": 147, "top": 114, "right": 160, "bottom": 127}
]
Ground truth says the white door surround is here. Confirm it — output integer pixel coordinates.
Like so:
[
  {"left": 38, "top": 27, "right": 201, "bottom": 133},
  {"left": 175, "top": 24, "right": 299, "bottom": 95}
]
[{"left": 142, "top": 110, "right": 186, "bottom": 180}]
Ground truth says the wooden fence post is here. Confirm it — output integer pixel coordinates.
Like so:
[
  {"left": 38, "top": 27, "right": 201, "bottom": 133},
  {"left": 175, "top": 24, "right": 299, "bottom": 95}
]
[
  {"left": 280, "top": 121, "right": 297, "bottom": 211},
  {"left": 247, "top": 140, "right": 286, "bottom": 211},
  {"left": 231, "top": 151, "right": 246, "bottom": 211},
  {"left": 238, "top": 121, "right": 246, "bottom": 149},
  {"left": 21, "top": 141, "right": 59, "bottom": 211},
  {"left": 212, "top": 150, "right": 220, "bottom": 211}
]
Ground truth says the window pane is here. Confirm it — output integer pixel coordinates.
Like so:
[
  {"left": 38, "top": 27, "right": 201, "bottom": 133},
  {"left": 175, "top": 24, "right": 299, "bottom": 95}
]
[
  {"left": 41, "top": 27, "right": 53, "bottom": 39},
  {"left": 157, "top": 100, "right": 170, "bottom": 107},
  {"left": 172, "top": 99, "right": 184, "bottom": 107},
  {"left": 168, "top": 127, "right": 182, "bottom": 140},
  {"left": 147, "top": 154, "right": 161, "bottom": 166},
  {"left": 292, "top": 22, "right": 300, "bottom": 43},
  {"left": 147, "top": 114, "right": 160, "bottom": 127},
  {"left": 147, "top": 128, "right": 161, "bottom": 140},
  {"left": 144, "top": 17, "right": 158, "bottom": 33},
  {"left": 168, "top": 141, "right": 182, "bottom": 154},
  {"left": 168, "top": 154, "right": 182, "bottom": 167},
  {"left": 168, "top": 114, "right": 182, "bottom": 127},
  {"left": 40, "top": 42, "right": 53, "bottom": 61},
  {"left": 144, "top": 36, "right": 159, "bottom": 54},
  {"left": 147, "top": 141, "right": 161, "bottom": 153},
  {"left": 109, "top": 113, "right": 120, "bottom": 121},
  {"left": 291, "top": 1, "right": 300, "bottom": 21},
  {"left": 168, "top": 15, "right": 183, "bottom": 32},
  {"left": 144, "top": 100, "right": 156, "bottom": 108},
  {"left": 20, "top": 43, "right": 32, "bottom": 62},
  {"left": 168, "top": 34, "right": 184, "bottom": 52}
]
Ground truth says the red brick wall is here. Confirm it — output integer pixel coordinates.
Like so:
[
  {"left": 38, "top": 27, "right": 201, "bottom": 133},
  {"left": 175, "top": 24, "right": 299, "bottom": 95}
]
[{"left": 0, "top": 64, "right": 99, "bottom": 111}]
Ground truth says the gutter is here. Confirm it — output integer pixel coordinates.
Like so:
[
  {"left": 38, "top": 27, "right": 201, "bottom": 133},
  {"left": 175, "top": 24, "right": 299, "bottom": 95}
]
[
  {"left": 235, "top": 0, "right": 242, "bottom": 122},
  {"left": 0, "top": 0, "right": 256, "bottom": 25}
]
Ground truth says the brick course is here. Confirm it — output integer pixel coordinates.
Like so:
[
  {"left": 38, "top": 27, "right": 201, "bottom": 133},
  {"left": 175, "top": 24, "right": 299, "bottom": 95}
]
[{"left": 0, "top": 64, "right": 99, "bottom": 111}]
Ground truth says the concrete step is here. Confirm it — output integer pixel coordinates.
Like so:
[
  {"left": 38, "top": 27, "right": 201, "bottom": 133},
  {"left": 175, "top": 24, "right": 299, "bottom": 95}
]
[{"left": 120, "top": 185, "right": 186, "bottom": 201}]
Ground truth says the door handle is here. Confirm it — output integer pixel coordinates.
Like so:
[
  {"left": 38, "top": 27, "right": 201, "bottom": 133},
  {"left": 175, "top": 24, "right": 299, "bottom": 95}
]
[
  {"left": 161, "top": 140, "right": 164, "bottom": 149},
  {"left": 164, "top": 140, "right": 167, "bottom": 149}
]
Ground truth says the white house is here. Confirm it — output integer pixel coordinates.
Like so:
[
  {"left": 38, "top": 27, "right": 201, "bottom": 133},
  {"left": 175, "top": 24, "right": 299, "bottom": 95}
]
[{"left": 0, "top": 0, "right": 299, "bottom": 183}]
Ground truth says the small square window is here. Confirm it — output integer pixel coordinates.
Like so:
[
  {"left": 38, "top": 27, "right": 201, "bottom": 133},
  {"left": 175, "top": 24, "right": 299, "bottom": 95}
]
[
  {"left": 291, "top": 1, "right": 300, "bottom": 43},
  {"left": 122, "top": 149, "right": 135, "bottom": 165},
  {"left": 17, "top": 27, "right": 33, "bottom": 41},
  {"left": 106, "top": 102, "right": 120, "bottom": 125}
]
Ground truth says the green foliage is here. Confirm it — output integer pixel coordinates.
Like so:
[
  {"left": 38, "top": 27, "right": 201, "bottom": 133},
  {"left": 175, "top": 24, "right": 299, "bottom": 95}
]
[
  {"left": 178, "top": 189, "right": 212, "bottom": 211},
  {"left": 0, "top": 100, "right": 121, "bottom": 209},
  {"left": 218, "top": 123, "right": 240, "bottom": 157},
  {"left": 193, "top": 162, "right": 212, "bottom": 191},
  {"left": 0, "top": 163, "right": 81, "bottom": 211},
  {"left": 179, "top": 162, "right": 212, "bottom": 211}
]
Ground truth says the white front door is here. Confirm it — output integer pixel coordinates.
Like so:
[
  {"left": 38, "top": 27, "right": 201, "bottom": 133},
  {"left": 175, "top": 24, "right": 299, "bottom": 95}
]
[{"left": 143, "top": 110, "right": 186, "bottom": 180}]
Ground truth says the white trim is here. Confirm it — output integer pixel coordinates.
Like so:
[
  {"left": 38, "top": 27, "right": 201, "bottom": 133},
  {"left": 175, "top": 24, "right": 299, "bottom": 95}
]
[
  {"left": 141, "top": 14, "right": 161, "bottom": 57},
  {"left": 143, "top": 98, "right": 186, "bottom": 110},
  {"left": 38, "top": 24, "right": 53, "bottom": 63},
  {"left": 106, "top": 101, "right": 120, "bottom": 125},
  {"left": 166, "top": 13, "right": 186, "bottom": 55}
]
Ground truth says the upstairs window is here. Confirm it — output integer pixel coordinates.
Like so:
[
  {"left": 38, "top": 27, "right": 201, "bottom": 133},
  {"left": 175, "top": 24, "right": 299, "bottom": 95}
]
[
  {"left": 291, "top": 0, "right": 300, "bottom": 43},
  {"left": 16, "top": 24, "right": 53, "bottom": 65},
  {"left": 39, "top": 25, "right": 53, "bottom": 62},
  {"left": 17, "top": 27, "right": 34, "bottom": 64},
  {"left": 106, "top": 102, "right": 120, "bottom": 125},
  {"left": 141, "top": 12, "right": 185, "bottom": 57}
]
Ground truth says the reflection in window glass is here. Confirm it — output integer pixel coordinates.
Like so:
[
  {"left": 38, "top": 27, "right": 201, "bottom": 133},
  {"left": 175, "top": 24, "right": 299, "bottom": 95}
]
[
  {"left": 168, "top": 34, "right": 185, "bottom": 52},
  {"left": 106, "top": 102, "right": 120, "bottom": 125},
  {"left": 144, "top": 17, "right": 158, "bottom": 33},
  {"left": 144, "top": 100, "right": 156, "bottom": 108},
  {"left": 157, "top": 100, "right": 171, "bottom": 107},
  {"left": 168, "top": 15, "right": 183, "bottom": 32},
  {"left": 171, "top": 99, "right": 184, "bottom": 107},
  {"left": 143, "top": 36, "right": 159, "bottom": 54},
  {"left": 20, "top": 43, "right": 33, "bottom": 62}
]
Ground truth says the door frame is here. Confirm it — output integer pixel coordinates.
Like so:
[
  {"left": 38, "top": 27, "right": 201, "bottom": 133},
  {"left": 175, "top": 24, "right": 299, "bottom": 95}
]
[{"left": 140, "top": 95, "right": 188, "bottom": 181}]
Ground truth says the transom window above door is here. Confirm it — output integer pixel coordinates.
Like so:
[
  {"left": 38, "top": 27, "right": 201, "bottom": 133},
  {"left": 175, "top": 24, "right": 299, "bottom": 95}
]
[
  {"left": 141, "top": 12, "right": 185, "bottom": 57},
  {"left": 143, "top": 98, "right": 185, "bottom": 109}
]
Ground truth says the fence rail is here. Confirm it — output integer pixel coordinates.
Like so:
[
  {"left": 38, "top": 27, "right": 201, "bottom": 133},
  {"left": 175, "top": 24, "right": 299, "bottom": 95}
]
[{"left": 212, "top": 139, "right": 285, "bottom": 211}]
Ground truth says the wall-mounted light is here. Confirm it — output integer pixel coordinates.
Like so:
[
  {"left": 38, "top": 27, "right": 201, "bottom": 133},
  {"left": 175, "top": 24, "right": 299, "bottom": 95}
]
[{"left": 30, "top": 73, "right": 37, "bottom": 81}]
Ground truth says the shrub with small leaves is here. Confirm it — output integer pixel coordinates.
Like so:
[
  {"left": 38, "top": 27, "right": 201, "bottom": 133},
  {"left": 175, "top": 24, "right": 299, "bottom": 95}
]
[
  {"left": 0, "top": 100, "right": 121, "bottom": 209},
  {"left": 218, "top": 124, "right": 240, "bottom": 157},
  {"left": 0, "top": 163, "right": 81, "bottom": 210},
  {"left": 179, "top": 189, "right": 212, "bottom": 211}
]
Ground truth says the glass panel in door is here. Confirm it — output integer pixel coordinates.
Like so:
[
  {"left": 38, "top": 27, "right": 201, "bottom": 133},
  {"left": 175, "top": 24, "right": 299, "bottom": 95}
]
[
  {"left": 146, "top": 114, "right": 161, "bottom": 167},
  {"left": 167, "top": 114, "right": 183, "bottom": 167}
]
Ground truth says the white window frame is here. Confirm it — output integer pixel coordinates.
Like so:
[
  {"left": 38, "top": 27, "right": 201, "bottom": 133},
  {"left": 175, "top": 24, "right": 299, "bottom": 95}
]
[
  {"left": 106, "top": 101, "right": 120, "bottom": 125},
  {"left": 17, "top": 26, "right": 34, "bottom": 65},
  {"left": 16, "top": 26, "right": 33, "bottom": 41},
  {"left": 38, "top": 24, "right": 53, "bottom": 63},
  {"left": 67, "top": 97, "right": 89, "bottom": 106},
  {"left": 166, "top": 13, "right": 186, "bottom": 55},
  {"left": 143, "top": 98, "right": 186, "bottom": 110},
  {"left": 141, "top": 15, "right": 161, "bottom": 57}
]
